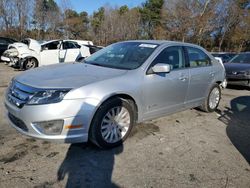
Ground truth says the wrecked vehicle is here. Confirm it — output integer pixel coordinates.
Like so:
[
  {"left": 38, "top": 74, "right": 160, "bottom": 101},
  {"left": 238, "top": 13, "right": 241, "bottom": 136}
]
[{"left": 1, "top": 38, "right": 94, "bottom": 70}]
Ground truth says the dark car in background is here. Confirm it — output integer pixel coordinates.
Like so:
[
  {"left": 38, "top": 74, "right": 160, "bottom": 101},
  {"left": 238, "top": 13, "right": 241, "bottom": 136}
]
[
  {"left": 224, "top": 52, "right": 250, "bottom": 87},
  {"left": 211, "top": 52, "right": 237, "bottom": 63},
  {"left": 0, "top": 37, "right": 17, "bottom": 56}
]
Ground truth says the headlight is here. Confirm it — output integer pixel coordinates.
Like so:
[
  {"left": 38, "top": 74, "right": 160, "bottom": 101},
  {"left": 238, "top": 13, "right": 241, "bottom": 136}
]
[{"left": 27, "top": 90, "right": 70, "bottom": 105}]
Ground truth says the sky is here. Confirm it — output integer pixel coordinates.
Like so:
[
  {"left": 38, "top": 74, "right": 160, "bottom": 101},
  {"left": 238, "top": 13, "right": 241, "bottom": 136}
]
[{"left": 56, "top": 0, "right": 146, "bottom": 15}]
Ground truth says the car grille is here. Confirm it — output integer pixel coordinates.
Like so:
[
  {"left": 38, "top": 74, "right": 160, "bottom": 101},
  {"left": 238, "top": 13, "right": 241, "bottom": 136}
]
[
  {"left": 7, "top": 80, "right": 38, "bottom": 108},
  {"left": 8, "top": 113, "right": 28, "bottom": 132}
]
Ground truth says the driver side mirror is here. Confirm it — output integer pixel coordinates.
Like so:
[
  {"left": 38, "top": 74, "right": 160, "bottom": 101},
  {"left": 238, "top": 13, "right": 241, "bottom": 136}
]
[{"left": 152, "top": 63, "right": 171, "bottom": 73}]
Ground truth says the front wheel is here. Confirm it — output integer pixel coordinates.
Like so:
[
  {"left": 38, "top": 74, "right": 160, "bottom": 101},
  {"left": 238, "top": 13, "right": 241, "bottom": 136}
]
[
  {"left": 200, "top": 83, "right": 221, "bottom": 112},
  {"left": 89, "top": 97, "right": 136, "bottom": 148},
  {"left": 23, "top": 58, "right": 38, "bottom": 70}
]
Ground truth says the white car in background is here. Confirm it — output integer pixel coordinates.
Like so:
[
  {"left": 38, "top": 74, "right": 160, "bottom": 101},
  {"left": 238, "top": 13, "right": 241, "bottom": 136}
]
[{"left": 1, "top": 38, "right": 94, "bottom": 70}]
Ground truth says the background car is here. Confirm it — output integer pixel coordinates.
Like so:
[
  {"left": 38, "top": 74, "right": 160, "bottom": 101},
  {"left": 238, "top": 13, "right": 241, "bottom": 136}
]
[
  {"left": 0, "top": 37, "right": 17, "bottom": 57},
  {"left": 1, "top": 39, "right": 94, "bottom": 70},
  {"left": 211, "top": 52, "right": 237, "bottom": 63},
  {"left": 224, "top": 52, "right": 250, "bottom": 87},
  {"left": 1, "top": 38, "right": 39, "bottom": 66}
]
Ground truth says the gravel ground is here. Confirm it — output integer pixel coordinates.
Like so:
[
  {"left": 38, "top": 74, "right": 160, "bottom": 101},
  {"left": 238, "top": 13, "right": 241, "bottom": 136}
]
[{"left": 0, "top": 63, "right": 249, "bottom": 188}]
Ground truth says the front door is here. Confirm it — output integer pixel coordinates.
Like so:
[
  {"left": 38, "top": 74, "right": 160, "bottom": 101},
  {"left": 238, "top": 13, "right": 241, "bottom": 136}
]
[{"left": 142, "top": 46, "right": 189, "bottom": 120}]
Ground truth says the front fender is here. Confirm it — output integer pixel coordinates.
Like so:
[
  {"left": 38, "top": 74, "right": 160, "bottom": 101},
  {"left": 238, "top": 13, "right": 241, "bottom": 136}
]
[{"left": 18, "top": 56, "right": 39, "bottom": 69}]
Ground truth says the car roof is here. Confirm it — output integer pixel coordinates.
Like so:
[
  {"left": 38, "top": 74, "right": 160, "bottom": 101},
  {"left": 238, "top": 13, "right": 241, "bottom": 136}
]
[
  {"left": 239, "top": 52, "right": 250, "bottom": 54},
  {"left": 121, "top": 40, "right": 205, "bottom": 48},
  {"left": 211, "top": 52, "right": 237, "bottom": 54}
]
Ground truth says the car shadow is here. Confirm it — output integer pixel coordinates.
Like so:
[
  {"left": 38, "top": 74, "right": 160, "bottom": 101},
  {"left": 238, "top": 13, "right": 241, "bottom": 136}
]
[
  {"left": 57, "top": 142, "right": 123, "bottom": 187},
  {"left": 217, "top": 96, "right": 250, "bottom": 164}
]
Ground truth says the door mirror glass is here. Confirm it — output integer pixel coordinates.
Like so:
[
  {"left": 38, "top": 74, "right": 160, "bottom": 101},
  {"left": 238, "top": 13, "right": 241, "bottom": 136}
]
[{"left": 152, "top": 63, "right": 171, "bottom": 73}]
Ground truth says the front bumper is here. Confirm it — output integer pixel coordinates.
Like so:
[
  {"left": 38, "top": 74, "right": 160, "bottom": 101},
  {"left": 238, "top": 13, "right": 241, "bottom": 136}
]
[
  {"left": 1, "top": 55, "right": 19, "bottom": 66},
  {"left": 4, "top": 98, "right": 97, "bottom": 143},
  {"left": 1, "top": 55, "right": 10, "bottom": 62},
  {"left": 226, "top": 75, "right": 250, "bottom": 86}
]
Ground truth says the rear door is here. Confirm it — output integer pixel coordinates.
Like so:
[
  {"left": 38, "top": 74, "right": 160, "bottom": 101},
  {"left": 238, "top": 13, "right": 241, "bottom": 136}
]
[
  {"left": 59, "top": 41, "right": 81, "bottom": 63},
  {"left": 184, "top": 46, "right": 214, "bottom": 107},
  {"left": 142, "top": 46, "right": 190, "bottom": 120}
]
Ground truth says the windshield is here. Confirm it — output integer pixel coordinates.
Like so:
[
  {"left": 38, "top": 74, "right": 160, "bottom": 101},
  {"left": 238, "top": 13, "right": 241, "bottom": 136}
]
[
  {"left": 229, "top": 53, "right": 250, "bottom": 64},
  {"left": 20, "top": 39, "right": 30, "bottom": 46},
  {"left": 84, "top": 42, "right": 158, "bottom": 70}
]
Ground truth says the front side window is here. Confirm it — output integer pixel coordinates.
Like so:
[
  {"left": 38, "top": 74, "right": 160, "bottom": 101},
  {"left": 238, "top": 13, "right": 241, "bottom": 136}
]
[
  {"left": 187, "top": 47, "right": 211, "bottom": 67},
  {"left": 151, "top": 46, "right": 185, "bottom": 70},
  {"left": 42, "top": 41, "right": 60, "bottom": 50},
  {"left": 85, "top": 42, "right": 158, "bottom": 70}
]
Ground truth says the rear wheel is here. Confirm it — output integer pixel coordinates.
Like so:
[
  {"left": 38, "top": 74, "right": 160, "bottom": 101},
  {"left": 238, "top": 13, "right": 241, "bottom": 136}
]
[
  {"left": 200, "top": 83, "right": 221, "bottom": 112},
  {"left": 23, "top": 58, "right": 38, "bottom": 70},
  {"left": 89, "top": 97, "right": 136, "bottom": 148}
]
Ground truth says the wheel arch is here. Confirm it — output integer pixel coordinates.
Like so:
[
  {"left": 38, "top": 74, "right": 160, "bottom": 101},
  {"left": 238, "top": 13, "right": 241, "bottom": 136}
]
[
  {"left": 88, "top": 93, "right": 139, "bottom": 134},
  {"left": 98, "top": 93, "right": 138, "bottom": 121},
  {"left": 21, "top": 56, "right": 39, "bottom": 69}
]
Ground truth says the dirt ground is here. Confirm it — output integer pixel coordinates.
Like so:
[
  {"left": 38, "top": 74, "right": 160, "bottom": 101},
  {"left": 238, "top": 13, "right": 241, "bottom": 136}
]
[{"left": 0, "top": 63, "right": 249, "bottom": 188}]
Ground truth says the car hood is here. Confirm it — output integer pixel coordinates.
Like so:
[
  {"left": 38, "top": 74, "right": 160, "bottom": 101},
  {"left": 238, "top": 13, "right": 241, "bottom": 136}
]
[
  {"left": 14, "top": 63, "right": 128, "bottom": 89},
  {"left": 224, "top": 63, "right": 250, "bottom": 72}
]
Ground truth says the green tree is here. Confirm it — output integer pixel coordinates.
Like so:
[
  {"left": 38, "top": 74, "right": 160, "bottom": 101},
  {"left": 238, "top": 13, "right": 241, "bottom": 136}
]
[
  {"left": 91, "top": 7, "right": 105, "bottom": 34},
  {"left": 119, "top": 5, "right": 129, "bottom": 15},
  {"left": 33, "top": 0, "right": 61, "bottom": 39},
  {"left": 139, "top": 0, "right": 164, "bottom": 39},
  {"left": 64, "top": 9, "right": 89, "bottom": 39}
]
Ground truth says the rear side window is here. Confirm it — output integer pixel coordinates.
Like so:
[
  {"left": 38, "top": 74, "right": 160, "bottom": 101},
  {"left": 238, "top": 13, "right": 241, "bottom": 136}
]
[
  {"left": 152, "top": 46, "right": 185, "bottom": 70},
  {"left": 63, "top": 41, "right": 79, "bottom": 49},
  {"left": 186, "top": 47, "right": 211, "bottom": 67}
]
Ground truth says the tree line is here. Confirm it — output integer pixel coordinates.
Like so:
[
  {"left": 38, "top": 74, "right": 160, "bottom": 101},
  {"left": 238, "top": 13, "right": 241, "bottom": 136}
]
[{"left": 0, "top": 0, "right": 249, "bottom": 52}]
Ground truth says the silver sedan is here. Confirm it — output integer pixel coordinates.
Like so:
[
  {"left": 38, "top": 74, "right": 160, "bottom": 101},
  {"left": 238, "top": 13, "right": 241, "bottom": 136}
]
[{"left": 4, "top": 40, "right": 225, "bottom": 148}]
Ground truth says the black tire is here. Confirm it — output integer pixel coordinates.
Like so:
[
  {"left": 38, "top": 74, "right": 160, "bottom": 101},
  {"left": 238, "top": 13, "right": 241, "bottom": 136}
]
[
  {"left": 200, "top": 83, "right": 221, "bottom": 112},
  {"left": 89, "top": 97, "right": 136, "bottom": 149},
  {"left": 23, "top": 58, "right": 38, "bottom": 70}
]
